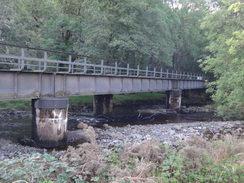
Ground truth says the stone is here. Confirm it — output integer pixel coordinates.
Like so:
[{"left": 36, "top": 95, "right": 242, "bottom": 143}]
[
  {"left": 103, "top": 123, "right": 110, "bottom": 129},
  {"left": 67, "top": 130, "right": 91, "bottom": 145},
  {"left": 172, "top": 126, "right": 181, "bottom": 131},
  {"left": 77, "top": 122, "right": 88, "bottom": 129}
]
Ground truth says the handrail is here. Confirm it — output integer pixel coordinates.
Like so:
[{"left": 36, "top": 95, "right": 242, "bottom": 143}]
[
  {"left": 0, "top": 42, "right": 206, "bottom": 80},
  {"left": 0, "top": 42, "right": 120, "bottom": 62}
]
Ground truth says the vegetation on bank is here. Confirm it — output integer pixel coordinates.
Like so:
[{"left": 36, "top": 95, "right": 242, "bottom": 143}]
[
  {"left": 199, "top": 0, "right": 244, "bottom": 119},
  {"left": 0, "top": 135, "right": 243, "bottom": 183},
  {"left": 0, "top": 92, "right": 165, "bottom": 111},
  {"left": 0, "top": 99, "right": 31, "bottom": 111}
]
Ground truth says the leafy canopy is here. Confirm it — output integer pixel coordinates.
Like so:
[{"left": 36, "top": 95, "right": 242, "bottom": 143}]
[{"left": 200, "top": 0, "right": 244, "bottom": 119}]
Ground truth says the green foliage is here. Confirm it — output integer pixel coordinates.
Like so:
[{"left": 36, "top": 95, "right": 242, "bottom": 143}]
[
  {"left": 75, "top": 0, "right": 175, "bottom": 67},
  {"left": 0, "top": 0, "right": 57, "bottom": 47},
  {"left": 158, "top": 153, "right": 243, "bottom": 183},
  {"left": 0, "top": 136, "right": 243, "bottom": 182},
  {"left": 199, "top": 0, "right": 244, "bottom": 119},
  {"left": 104, "top": 143, "right": 126, "bottom": 168},
  {"left": 0, "top": 0, "right": 210, "bottom": 71},
  {"left": 0, "top": 152, "right": 87, "bottom": 183},
  {"left": 168, "top": 0, "right": 209, "bottom": 71},
  {"left": 3, "top": 0, "right": 243, "bottom": 119}
]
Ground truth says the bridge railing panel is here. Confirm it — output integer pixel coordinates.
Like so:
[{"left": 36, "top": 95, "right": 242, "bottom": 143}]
[{"left": 0, "top": 43, "right": 206, "bottom": 81}]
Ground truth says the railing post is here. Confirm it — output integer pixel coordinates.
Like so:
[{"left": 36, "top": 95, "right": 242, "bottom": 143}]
[
  {"left": 166, "top": 69, "right": 169, "bottom": 78},
  {"left": 126, "top": 63, "right": 130, "bottom": 76},
  {"left": 100, "top": 60, "right": 104, "bottom": 75},
  {"left": 67, "top": 55, "right": 72, "bottom": 73},
  {"left": 146, "top": 66, "right": 148, "bottom": 77},
  {"left": 153, "top": 67, "right": 156, "bottom": 77},
  {"left": 43, "top": 51, "right": 47, "bottom": 71},
  {"left": 136, "top": 65, "right": 140, "bottom": 77},
  {"left": 83, "top": 57, "right": 87, "bottom": 74},
  {"left": 56, "top": 62, "right": 59, "bottom": 72},
  {"left": 160, "top": 68, "right": 163, "bottom": 78},
  {"left": 114, "top": 62, "right": 118, "bottom": 75},
  {"left": 38, "top": 61, "right": 41, "bottom": 70},
  {"left": 20, "top": 48, "right": 25, "bottom": 70}
]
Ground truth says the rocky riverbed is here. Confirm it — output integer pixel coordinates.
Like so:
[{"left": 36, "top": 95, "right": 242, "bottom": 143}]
[
  {"left": 0, "top": 106, "right": 243, "bottom": 160},
  {"left": 0, "top": 119, "right": 243, "bottom": 160},
  {"left": 95, "top": 120, "right": 244, "bottom": 148}
]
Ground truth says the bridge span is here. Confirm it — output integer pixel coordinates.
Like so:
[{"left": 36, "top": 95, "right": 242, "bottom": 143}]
[
  {"left": 0, "top": 42, "right": 205, "bottom": 100},
  {"left": 0, "top": 43, "right": 206, "bottom": 147}
]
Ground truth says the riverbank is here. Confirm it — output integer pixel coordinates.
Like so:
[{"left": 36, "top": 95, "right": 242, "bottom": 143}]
[
  {"left": 0, "top": 102, "right": 243, "bottom": 161},
  {"left": 0, "top": 119, "right": 243, "bottom": 160},
  {"left": 0, "top": 120, "right": 243, "bottom": 183}
]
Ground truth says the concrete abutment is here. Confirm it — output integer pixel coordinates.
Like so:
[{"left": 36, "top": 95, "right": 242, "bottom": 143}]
[{"left": 166, "top": 90, "right": 182, "bottom": 110}]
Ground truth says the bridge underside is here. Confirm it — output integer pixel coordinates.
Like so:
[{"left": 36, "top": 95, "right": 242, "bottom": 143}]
[{"left": 0, "top": 71, "right": 205, "bottom": 100}]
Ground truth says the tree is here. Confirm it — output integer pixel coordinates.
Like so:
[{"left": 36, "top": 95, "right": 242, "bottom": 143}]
[
  {"left": 0, "top": 0, "right": 82, "bottom": 60},
  {"left": 0, "top": 0, "right": 57, "bottom": 47},
  {"left": 168, "top": 0, "right": 209, "bottom": 71},
  {"left": 200, "top": 0, "right": 244, "bottom": 119},
  {"left": 0, "top": 0, "right": 211, "bottom": 74},
  {"left": 74, "top": 0, "right": 174, "bottom": 68}
]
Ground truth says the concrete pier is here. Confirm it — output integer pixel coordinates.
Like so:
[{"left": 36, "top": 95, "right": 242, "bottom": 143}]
[
  {"left": 166, "top": 90, "right": 182, "bottom": 110},
  {"left": 93, "top": 94, "right": 113, "bottom": 116},
  {"left": 32, "top": 98, "right": 69, "bottom": 148}
]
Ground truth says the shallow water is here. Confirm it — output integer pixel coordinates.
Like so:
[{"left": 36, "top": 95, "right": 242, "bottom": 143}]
[{"left": 0, "top": 105, "right": 221, "bottom": 143}]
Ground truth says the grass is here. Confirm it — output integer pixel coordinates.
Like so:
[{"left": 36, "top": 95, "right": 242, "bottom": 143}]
[
  {"left": 0, "top": 92, "right": 165, "bottom": 111},
  {"left": 0, "top": 134, "right": 243, "bottom": 183},
  {"left": 0, "top": 99, "right": 31, "bottom": 111},
  {"left": 114, "top": 92, "right": 165, "bottom": 105}
]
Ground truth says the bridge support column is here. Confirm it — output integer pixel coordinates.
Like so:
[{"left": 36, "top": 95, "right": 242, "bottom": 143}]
[
  {"left": 93, "top": 94, "right": 113, "bottom": 116},
  {"left": 32, "top": 98, "right": 69, "bottom": 148},
  {"left": 166, "top": 90, "right": 182, "bottom": 110}
]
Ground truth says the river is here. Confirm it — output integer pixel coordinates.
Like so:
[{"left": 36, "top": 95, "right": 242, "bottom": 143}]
[{"left": 0, "top": 105, "right": 221, "bottom": 143}]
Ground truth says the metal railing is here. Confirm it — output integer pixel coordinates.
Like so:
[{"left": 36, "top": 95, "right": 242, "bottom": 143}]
[{"left": 0, "top": 42, "right": 205, "bottom": 80}]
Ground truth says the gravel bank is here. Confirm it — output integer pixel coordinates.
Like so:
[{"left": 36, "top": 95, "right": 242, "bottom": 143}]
[
  {"left": 95, "top": 121, "right": 244, "bottom": 148},
  {"left": 1, "top": 118, "right": 243, "bottom": 160}
]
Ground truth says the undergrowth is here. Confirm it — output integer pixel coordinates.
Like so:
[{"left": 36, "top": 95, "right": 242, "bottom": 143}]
[{"left": 0, "top": 134, "right": 243, "bottom": 183}]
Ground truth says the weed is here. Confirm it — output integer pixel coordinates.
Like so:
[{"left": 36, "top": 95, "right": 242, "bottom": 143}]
[{"left": 1, "top": 135, "right": 243, "bottom": 182}]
